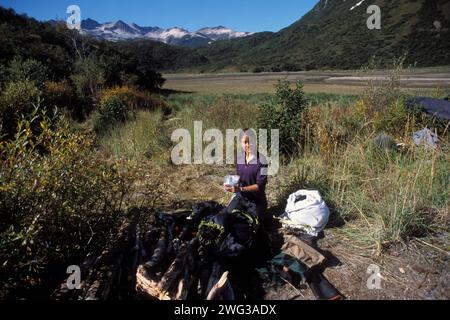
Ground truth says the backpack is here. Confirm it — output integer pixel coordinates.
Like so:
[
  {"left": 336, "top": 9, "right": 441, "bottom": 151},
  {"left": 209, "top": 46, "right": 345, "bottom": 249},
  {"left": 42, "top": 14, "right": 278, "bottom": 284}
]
[{"left": 197, "top": 195, "right": 260, "bottom": 259}]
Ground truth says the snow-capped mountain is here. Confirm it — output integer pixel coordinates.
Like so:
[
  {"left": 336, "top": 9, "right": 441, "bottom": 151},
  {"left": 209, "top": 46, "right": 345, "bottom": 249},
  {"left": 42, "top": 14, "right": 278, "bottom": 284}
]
[
  {"left": 197, "top": 26, "right": 252, "bottom": 41},
  {"left": 79, "top": 19, "right": 253, "bottom": 47}
]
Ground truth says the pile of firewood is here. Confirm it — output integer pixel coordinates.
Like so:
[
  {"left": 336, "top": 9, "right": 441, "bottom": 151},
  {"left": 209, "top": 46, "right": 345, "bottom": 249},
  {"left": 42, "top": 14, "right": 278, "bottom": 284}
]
[
  {"left": 135, "top": 210, "right": 234, "bottom": 301},
  {"left": 51, "top": 204, "right": 343, "bottom": 301},
  {"left": 52, "top": 208, "right": 142, "bottom": 300},
  {"left": 51, "top": 207, "right": 235, "bottom": 301}
]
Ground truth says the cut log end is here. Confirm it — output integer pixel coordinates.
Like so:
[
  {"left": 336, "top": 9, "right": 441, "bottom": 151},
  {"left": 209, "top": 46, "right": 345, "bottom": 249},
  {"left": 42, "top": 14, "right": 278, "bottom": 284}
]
[
  {"left": 206, "top": 271, "right": 229, "bottom": 301},
  {"left": 136, "top": 265, "right": 171, "bottom": 300}
]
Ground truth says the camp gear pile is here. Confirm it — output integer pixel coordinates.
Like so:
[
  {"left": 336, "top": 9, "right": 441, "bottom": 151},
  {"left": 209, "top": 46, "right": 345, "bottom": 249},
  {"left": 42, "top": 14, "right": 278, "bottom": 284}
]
[
  {"left": 52, "top": 195, "right": 342, "bottom": 300},
  {"left": 134, "top": 194, "right": 261, "bottom": 300}
]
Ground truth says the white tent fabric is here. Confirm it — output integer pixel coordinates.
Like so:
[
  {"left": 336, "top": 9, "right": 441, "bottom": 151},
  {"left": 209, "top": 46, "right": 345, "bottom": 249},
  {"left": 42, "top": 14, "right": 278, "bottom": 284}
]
[{"left": 280, "top": 190, "right": 330, "bottom": 236}]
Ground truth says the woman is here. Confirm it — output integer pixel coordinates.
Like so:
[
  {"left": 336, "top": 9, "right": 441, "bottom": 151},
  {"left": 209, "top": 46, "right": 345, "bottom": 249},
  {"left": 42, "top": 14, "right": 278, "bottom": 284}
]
[{"left": 225, "top": 129, "right": 268, "bottom": 224}]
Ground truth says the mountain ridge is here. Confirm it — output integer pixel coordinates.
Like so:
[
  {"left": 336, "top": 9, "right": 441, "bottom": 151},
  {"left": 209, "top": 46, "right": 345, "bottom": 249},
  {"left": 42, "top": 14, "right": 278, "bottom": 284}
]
[
  {"left": 79, "top": 18, "right": 253, "bottom": 47},
  {"left": 194, "top": 0, "right": 450, "bottom": 71}
]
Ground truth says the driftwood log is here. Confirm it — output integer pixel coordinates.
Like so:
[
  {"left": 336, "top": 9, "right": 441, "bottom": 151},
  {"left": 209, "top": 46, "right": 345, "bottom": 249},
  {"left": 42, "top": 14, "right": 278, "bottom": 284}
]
[
  {"left": 158, "top": 243, "right": 188, "bottom": 293},
  {"left": 80, "top": 209, "right": 140, "bottom": 300},
  {"left": 144, "top": 230, "right": 168, "bottom": 272},
  {"left": 205, "top": 262, "right": 235, "bottom": 300},
  {"left": 136, "top": 265, "right": 171, "bottom": 300},
  {"left": 51, "top": 207, "right": 241, "bottom": 301},
  {"left": 136, "top": 238, "right": 198, "bottom": 300},
  {"left": 176, "top": 239, "right": 198, "bottom": 300},
  {"left": 206, "top": 271, "right": 229, "bottom": 300}
]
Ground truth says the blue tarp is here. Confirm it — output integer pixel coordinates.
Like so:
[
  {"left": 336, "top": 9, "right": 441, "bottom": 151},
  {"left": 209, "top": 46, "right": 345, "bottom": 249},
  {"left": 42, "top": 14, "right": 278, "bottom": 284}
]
[{"left": 406, "top": 97, "right": 450, "bottom": 121}]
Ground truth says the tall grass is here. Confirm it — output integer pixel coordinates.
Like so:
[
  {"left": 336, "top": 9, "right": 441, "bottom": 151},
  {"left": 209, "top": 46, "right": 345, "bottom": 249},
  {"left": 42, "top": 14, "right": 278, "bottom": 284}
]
[
  {"left": 167, "top": 94, "right": 262, "bottom": 132},
  {"left": 278, "top": 65, "right": 450, "bottom": 254},
  {"left": 98, "top": 110, "right": 171, "bottom": 163},
  {"left": 307, "top": 92, "right": 358, "bottom": 108},
  {"left": 286, "top": 135, "right": 449, "bottom": 254},
  {"left": 100, "top": 86, "right": 449, "bottom": 255}
]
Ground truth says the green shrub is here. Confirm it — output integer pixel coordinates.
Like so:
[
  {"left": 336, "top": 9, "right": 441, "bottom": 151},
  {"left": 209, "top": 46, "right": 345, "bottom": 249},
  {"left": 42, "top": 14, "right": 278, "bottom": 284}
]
[
  {"left": 133, "top": 68, "right": 166, "bottom": 92},
  {"left": 71, "top": 57, "right": 105, "bottom": 99},
  {"left": 93, "top": 86, "right": 169, "bottom": 134},
  {"left": 252, "top": 67, "right": 265, "bottom": 73},
  {"left": 42, "top": 80, "right": 90, "bottom": 120},
  {"left": 127, "top": 89, "right": 168, "bottom": 113},
  {"left": 96, "top": 86, "right": 133, "bottom": 129},
  {"left": 372, "top": 99, "right": 411, "bottom": 136},
  {"left": 360, "top": 56, "right": 405, "bottom": 117},
  {"left": 0, "top": 80, "right": 41, "bottom": 137},
  {"left": 354, "top": 56, "right": 441, "bottom": 139},
  {"left": 258, "top": 80, "right": 309, "bottom": 155},
  {"left": 92, "top": 97, "right": 126, "bottom": 135},
  {"left": 0, "top": 63, "right": 6, "bottom": 88},
  {"left": 5, "top": 56, "right": 49, "bottom": 88},
  {"left": 119, "top": 72, "right": 140, "bottom": 88},
  {"left": 0, "top": 112, "right": 151, "bottom": 298}
]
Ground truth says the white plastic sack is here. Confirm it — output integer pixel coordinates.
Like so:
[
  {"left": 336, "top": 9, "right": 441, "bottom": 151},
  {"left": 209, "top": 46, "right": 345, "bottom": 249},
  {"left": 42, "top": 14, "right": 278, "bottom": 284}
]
[{"left": 280, "top": 190, "right": 330, "bottom": 237}]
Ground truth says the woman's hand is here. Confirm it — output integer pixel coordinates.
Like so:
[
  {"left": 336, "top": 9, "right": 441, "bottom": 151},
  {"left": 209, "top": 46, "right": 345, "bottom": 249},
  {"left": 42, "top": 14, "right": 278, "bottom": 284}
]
[{"left": 224, "top": 185, "right": 239, "bottom": 193}]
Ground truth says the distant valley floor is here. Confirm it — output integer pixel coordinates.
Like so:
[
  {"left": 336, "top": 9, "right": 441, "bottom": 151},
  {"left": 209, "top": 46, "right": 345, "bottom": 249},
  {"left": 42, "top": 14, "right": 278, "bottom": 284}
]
[{"left": 164, "top": 69, "right": 450, "bottom": 95}]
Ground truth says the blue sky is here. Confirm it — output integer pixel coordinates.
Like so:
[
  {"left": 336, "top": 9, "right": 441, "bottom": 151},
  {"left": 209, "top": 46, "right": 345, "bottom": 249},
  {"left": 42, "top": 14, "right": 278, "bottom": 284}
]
[{"left": 1, "top": 0, "right": 318, "bottom": 32}]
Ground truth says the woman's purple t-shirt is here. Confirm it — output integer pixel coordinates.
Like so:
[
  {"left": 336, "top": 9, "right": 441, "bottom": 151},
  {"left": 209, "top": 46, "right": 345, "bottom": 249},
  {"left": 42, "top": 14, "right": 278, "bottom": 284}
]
[{"left": 236, "top": 153, "right": 268, "bottom": 205}]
